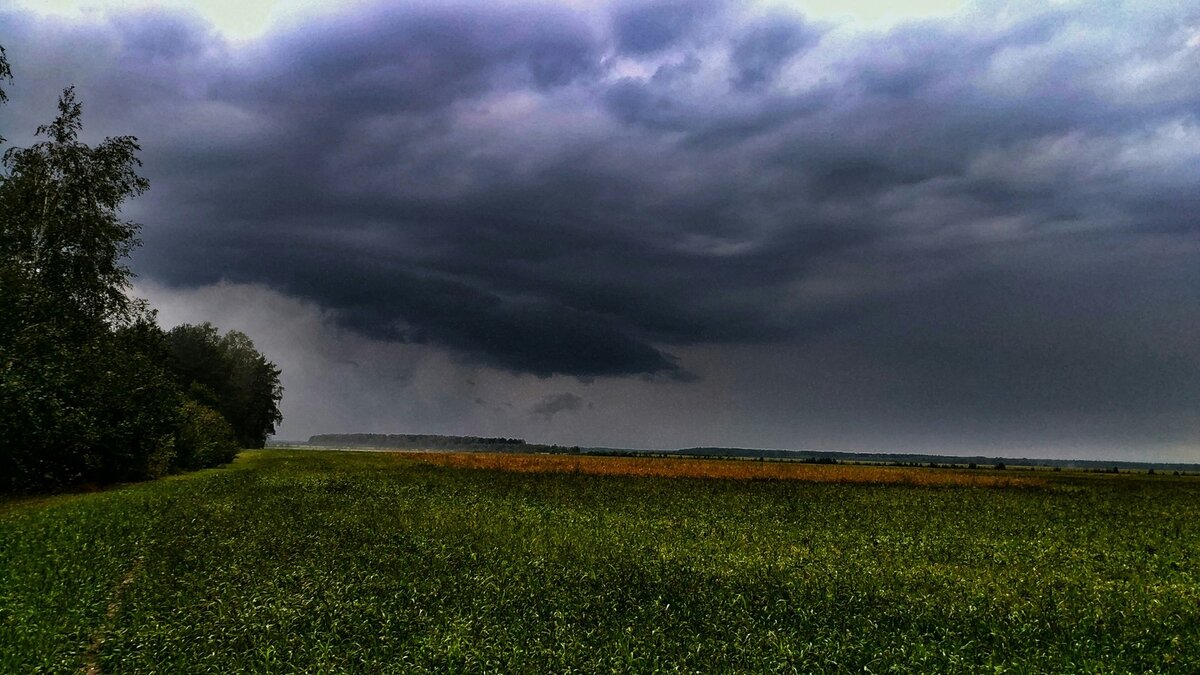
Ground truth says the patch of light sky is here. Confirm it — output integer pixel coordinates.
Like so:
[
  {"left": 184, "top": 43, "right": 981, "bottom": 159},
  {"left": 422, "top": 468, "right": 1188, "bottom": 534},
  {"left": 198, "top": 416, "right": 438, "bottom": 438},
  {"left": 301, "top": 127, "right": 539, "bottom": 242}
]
[{"left": 17, "top": 0, "right": 973, "bottom": 42}]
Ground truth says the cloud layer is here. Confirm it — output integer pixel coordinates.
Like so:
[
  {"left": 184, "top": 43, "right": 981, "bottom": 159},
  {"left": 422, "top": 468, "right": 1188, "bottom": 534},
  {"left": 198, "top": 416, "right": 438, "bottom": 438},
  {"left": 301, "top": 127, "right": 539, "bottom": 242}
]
[{"left": 2, "top": 0, "right": 1197, "bottom": 457}]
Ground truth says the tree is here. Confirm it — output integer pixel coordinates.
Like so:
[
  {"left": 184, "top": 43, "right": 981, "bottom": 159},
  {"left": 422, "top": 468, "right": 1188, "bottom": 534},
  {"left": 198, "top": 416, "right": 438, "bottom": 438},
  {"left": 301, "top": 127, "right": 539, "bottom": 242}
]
[
  {"left": 0, "top": 85, "right": 166, "bottom": 490},
  {"left": 164, "top": 323, "right": 283, "bottom": 448},
  {"left": 0, "top": 48, "right": 281, "bottom": 492},
  {"left": 220, "top": 329, "right": 284, "bottom": 448},
  {"left": 1, "top": 86, "right": 148, "bottom": 325},
  {"left": 0, "top": 45, "right": 11, "bottom": 143}
]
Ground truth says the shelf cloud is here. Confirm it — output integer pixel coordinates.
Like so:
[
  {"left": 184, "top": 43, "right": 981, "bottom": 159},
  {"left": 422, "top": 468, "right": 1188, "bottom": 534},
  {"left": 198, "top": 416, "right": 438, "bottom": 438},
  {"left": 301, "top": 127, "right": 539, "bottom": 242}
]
[{"left": 3, "top": 0, "right": 1197, "bottom": 458}]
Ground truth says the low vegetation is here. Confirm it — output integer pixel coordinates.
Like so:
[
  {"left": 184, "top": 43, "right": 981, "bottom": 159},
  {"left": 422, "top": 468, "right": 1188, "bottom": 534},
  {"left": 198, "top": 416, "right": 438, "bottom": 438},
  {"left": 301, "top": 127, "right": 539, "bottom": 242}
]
[
  {"left": 402, "top": 450, "right": 1047, "bottom": 488},
  {"left": 3, "top": 449, "right": 1197, "bottom": 672}
]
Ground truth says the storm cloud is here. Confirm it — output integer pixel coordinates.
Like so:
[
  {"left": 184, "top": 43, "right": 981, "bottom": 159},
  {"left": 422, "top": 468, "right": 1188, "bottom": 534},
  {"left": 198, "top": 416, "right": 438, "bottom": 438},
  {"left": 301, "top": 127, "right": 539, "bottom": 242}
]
[
  {"left": 1, "top": 0, "right": 1197, "bottom": 458},
  {"left": 531, "top": 393, "right": 585, "bottom": 420}
]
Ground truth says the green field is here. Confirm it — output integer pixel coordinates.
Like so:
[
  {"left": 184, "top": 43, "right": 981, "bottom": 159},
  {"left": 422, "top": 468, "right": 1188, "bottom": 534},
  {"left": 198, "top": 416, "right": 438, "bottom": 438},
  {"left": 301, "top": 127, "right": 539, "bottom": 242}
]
[{"left": 2, "top": 450, "right": 1199, "bottom": 673}]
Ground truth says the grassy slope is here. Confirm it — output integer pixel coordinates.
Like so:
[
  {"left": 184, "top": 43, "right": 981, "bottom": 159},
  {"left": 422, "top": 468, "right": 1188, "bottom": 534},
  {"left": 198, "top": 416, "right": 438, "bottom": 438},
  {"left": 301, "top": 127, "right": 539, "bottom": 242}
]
[{"left": 2, "top": 450, "right": 1199, "bottom": 673}]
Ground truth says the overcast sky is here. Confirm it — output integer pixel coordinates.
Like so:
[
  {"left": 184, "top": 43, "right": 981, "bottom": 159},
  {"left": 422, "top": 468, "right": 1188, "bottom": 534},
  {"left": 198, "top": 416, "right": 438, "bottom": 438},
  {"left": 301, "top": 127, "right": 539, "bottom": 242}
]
[{"left": 2, "top": 0, "right": 1197, "bottom": 460}]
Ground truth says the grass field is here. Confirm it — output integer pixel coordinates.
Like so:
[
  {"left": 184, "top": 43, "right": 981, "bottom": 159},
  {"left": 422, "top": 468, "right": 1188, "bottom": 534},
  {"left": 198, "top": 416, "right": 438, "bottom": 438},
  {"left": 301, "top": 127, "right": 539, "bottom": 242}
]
[{"left": 2, "top": 449, "right": 1199, "bottom": 673}]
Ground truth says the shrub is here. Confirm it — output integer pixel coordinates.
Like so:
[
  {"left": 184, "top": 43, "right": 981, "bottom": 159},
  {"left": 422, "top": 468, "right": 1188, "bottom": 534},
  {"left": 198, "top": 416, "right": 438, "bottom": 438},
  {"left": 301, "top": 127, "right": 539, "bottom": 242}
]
[{"left": 174, "top": 399, "right": 240, "bottom": 470}]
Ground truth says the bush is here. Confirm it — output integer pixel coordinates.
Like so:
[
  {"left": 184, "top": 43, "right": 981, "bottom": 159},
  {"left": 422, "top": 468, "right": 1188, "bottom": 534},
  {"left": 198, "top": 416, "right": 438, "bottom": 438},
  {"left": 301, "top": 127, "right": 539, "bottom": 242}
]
[
  {"left": 175, "top": 400, "right": 240, "bottom": 470},
  {"left": 145, "top": 435, "right": 177, "bottom": 479}
]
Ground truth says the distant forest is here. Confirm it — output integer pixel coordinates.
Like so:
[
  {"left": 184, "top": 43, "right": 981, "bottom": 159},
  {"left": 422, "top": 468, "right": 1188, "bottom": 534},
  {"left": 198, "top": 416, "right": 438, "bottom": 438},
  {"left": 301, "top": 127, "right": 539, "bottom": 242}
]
[
  {"left": 670, "top": 448, "right": 1200, "bottom": 473},
  {"left": 309, "top": 434, "right": 530, "bottom": 452},
  {"left": 305, "top": 433, "right": 1198, "bottom": 473},
  {"left": 0, "top": 47, "right": 282, "bottom": 492}
]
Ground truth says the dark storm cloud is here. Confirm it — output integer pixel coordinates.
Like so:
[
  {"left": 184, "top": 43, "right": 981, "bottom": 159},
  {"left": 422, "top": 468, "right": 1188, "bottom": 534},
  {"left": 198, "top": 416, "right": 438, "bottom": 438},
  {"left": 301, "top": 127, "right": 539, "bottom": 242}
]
[
  {"left": 227, "top": 3, "right": 600, "bottom": 115},
  {"left": 2, "top": 0, "right": 1198, "bottom": 452}
]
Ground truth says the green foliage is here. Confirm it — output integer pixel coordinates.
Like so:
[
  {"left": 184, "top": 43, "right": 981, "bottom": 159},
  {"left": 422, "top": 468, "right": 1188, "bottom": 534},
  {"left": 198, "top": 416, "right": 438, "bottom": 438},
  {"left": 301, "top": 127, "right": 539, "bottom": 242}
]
[
  {"left": 174, "top": 399, "right": 239, "bottom": 470},
  {"left": 164, "top": 323, "right": 283, "bottom": 448},
  {"left": 0, "top": 50, "right": 281, "bottom": 492},
  {"left": 0, "top": 312, "right": 183, "bottom": 490},
  {"left": 0, "top": 45, "right": 10, "bottom": 142},
  {"left": 3, "top": 450, "right": 1199, "bottom": 672},
  {"left": 1, "top": 86, "right": 147, "bottom": 326},
  {"left": 0, "top": 83, "right": 163, "bottom": 491}
]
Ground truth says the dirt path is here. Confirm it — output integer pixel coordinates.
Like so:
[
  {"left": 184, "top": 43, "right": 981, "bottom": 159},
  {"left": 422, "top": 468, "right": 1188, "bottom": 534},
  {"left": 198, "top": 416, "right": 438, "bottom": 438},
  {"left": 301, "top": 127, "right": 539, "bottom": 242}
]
[{"left": 82, "top": 556, "right": 143, "bottom": 675}]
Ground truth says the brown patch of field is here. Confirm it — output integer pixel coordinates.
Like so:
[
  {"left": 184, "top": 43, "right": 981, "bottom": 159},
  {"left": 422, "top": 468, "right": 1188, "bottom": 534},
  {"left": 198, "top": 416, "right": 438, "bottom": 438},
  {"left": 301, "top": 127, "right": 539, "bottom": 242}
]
[{"left": 396, "top": 452, "right": 1047, "bottom": 488}]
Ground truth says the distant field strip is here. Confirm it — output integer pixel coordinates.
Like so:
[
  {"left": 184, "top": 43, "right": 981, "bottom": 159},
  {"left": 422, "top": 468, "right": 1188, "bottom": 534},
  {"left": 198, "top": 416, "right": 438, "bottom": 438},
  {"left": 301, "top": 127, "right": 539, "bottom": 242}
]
[{"left": 395, "top": 451, "right": 1048, "bottom": 488}]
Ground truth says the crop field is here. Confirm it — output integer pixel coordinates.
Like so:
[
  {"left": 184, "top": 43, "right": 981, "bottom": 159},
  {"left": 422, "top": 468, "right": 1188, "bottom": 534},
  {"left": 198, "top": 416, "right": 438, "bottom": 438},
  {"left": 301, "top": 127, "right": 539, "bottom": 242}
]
[
  {"left": 2, "top": 450, "right": 1199, "bottom": 673},
  {"left": 399, "top": 450, "right": 1047, "bottom": 488}
]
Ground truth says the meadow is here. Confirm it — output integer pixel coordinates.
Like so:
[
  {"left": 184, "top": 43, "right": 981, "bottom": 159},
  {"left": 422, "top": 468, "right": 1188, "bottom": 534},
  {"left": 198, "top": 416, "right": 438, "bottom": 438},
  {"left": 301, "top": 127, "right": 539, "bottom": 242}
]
[{"left": 2, "top": 449, "right": 1198, "bottom": 673}]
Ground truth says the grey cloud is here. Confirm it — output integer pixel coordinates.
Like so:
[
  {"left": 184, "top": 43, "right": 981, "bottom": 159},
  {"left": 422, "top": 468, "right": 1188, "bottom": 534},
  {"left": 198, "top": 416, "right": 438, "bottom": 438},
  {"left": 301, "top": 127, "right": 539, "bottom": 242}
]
[
  {"left": 3, "top": 0, "right": 1198, "bottom": 455},
  {"left": 651, "top": 53, "right": 702, "bottom": 84},
  {"left": 611, "top": 0, "right": 724, "bottom": 55},
  {"left": 602, "top": 77, "right": 690, "bottom": 130},
  {"left": 602, "top": 74, "right": 831, "bottom": 143},
  {"left": 728, "top": 13, "right": 820, "bottom": 90},
  {"left": 110, "top": 8, "right": 215, "bottom": 62},
  {"left": 531, "top": 393, "right": 584, "bottom": 419}
]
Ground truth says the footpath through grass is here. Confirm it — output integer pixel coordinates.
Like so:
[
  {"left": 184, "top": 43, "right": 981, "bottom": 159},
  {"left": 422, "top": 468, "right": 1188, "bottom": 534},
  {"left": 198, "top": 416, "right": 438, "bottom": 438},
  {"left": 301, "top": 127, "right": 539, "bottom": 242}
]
[{"left": 2, "top": 449, "right": 1199, "bottom": 673}]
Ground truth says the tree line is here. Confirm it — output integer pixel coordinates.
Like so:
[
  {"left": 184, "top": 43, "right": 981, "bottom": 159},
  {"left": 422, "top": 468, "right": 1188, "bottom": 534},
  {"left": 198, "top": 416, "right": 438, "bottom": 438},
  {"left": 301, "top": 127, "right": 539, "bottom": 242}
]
[
  {"left": 308, "top": 434, "right": 528, "bottom": 450},
  {"left": 0, "top": 47, "right": 282, "bottom": 493}
]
